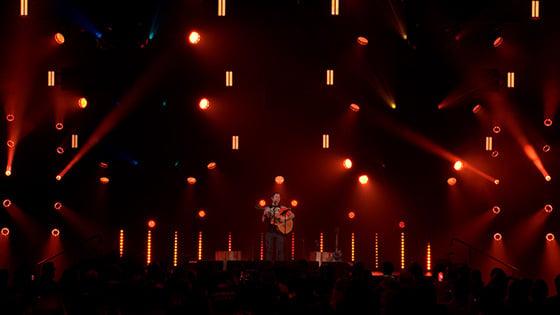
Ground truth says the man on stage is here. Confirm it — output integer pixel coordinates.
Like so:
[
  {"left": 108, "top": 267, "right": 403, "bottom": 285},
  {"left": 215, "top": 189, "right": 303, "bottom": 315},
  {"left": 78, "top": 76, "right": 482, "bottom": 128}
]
[{"left": 262, "top": 192, "right": 295, "bottom": 261}]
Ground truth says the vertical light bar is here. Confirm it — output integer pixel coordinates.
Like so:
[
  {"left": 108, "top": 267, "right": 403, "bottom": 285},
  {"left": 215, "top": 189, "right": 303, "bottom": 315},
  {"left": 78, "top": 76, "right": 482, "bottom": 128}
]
[
  {"left": 20, "top": 0, "right": 28, "bottom": 16},
  {"left": 326, "top": 69, "right": 334, "bottom": 85},
  {"left": 146, "top": 230, "right": 152, "bottom": 265},
  {"left": 228, "top": 231, "right": 232, "bottom": 252},
  {"left": 485, "top": 136, "right": 493, "bottom": 151},
  {"left": 320, "top": 232, "right": 324, "bottom": 252},
  {"left": 232, "top": 135, "right": 239, "bottom": 150},
  {"left": 48, "top": 70, "right": 55, "bottom": 87},
  {"left": 259, "top": 232, "right": 264, "bottom": 261},
  {"left": 331, "top": 0, "right": 339, "bottom": 16},
  {"left": 374, "top": 233, "right": 379, "bottom": 270},
  {"left": 197, "top": 231, "right": 203, "bottom": 261},
  {"left": 119, "top": 229, "right": 124, "bottom": 258},
  {"left": 291, "top": 232, "right": 295, "bottom": 260},
  {"left": 400, "top": 232, "right": 405, "bottom": 270},
  {"left": 71, "top": 134, "right": 78, "bottom": 149},
  {"left": 173, "top": 231, "right": 178, "bottom": 267},
  {"left": 225, "top": 70, "right": 233, "bottom": 86},
  {"left": 218, "top": 0, "right": 226, "bottom": 16},
  {"left": 426, "top": 242, "right": 432, "bottom": 272},
  {"left": 351, "top": 232, "right": 355, "bottom": 262},
  {"left": 531, "top": 1, "right": 540, "bottom": 19},
  {"left": 507, "top": 72, "right": 515, "bottom": 88},
  {"left": 322, "top": 134, "right": 330, "bottom": 149}
]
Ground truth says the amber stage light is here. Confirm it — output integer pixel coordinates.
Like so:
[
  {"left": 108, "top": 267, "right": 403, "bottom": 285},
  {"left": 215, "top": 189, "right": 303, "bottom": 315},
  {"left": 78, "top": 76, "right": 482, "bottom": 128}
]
[
  {"left": 2, "top": 199, "right": 11, "bottom": 208},
  {"left": 343, "top": 158, "right": 353, "bottom": 169},
  {"left": 358, "top": 175, "right": 369, "bottom": 184},
  {"left": 290, "top": 200, "right": 298, "bottom": 207},
  {"left": 447, "top": 177, "right": 457, "bottom": 186},
  {"left": 545, "top": 175, "right": 552, "bottom": 182},
  {"left": 187, "top": 177, "right": 197, "bottom": 185},
  {"left": 275, "top": 176, "right": 285, "bottom": 184},
  {"left": 78, "top": 97, "right": 88, "bottom": 109},
  {"left": 198, "top": 210, "right": 206, "bottom": 218},
  {"left": 357, "top": 36, "right": 368, "bottom": 46},
  {"left": 99, "top": 177, "right": 110, "bottom": 184},
  {"left": 54, "top": 33, "right": 65, "bottom": 44},
  {"left": 207, "top": 162, "right": 217, "bottom": 170},
  {"left": 349, "top": 103, "right": 360, "bottom": 112},
  {"left": 453, "top": 160, "right": 464, "bottom": 171},
  {"left": 188, "top": 31, "right": 201, "bottom": 44},
  {"left": 147, "top": 220, "right": 156, "bottom": 229},
  {"left": 258, "top": 199, "right": 266, "bottom": 207},
  {"left": 493, "top": 233, "right": 502, "bottom": 241},
  {"left": 347, "top": 211, "right": 356, "bottom": 220},
  {"left": 199, "top": 98, "right": 210, "bottom": 110}
]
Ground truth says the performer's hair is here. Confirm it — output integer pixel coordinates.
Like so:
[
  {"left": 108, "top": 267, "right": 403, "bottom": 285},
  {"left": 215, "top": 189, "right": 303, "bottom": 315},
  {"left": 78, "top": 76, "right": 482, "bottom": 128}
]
[{"left": 271, "top": 192, "right": 280, "bottom": 197}]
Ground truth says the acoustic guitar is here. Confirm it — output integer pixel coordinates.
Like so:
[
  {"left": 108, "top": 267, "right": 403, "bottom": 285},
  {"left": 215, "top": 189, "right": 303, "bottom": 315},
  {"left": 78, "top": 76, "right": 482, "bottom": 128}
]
[{"left": 257, "top": 205, "right": 294, "bottom": 235}]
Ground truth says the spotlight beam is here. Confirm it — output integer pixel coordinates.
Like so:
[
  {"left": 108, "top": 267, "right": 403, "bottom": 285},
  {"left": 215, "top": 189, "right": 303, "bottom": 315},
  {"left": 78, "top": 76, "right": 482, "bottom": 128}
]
[{"left": 56, "top": 53, "right": 172, "bottom": 179}]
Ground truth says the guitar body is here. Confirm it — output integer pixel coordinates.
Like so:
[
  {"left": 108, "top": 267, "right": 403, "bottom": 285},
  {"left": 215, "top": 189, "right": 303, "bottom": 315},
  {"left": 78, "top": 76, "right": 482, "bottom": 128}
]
[{"left": 273, "top": 207, "right": 294, "bottom": 235}]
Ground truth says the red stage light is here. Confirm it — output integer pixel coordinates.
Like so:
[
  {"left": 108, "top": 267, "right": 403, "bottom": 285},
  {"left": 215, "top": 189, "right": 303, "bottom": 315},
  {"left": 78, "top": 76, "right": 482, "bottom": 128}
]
[
  {"left": 188, "top": 31, "right": 201, "bottom": 44},
  {"left": 51, "top": 228, "right": 60, "bottom": 237},
  {"left": 492, "top": 126, "right": 501, "bottom": 134},
  {"left": 198, "top": 210, "right": 206, "bottom": 218},
  {"left": 343, "top": 158, "right": 353, "bottom": 169},
  {"left": 55, "top": 123, "right": 64, "bottom": 130},
  {"left": 99, "top": 162, "right": 109, "bottom": 169},
  {"left": 546, "top": 233, "right": 555, "bottom": 242},
  {"left": 453, "top": 161, "right": 464, "bottom": 171},
  {"left": 493, "top": 233, "right": 502, "bottom": 241},
  {"left": 78, "top": 97, "right": 88, "bottom": 109},
  {"left": 99, "top": 177, "right": 110, "bottom": 184},
  {"left": 55, "top": 175, "right": 62, "bottom": 181},
  {"left": 199, "top": 98, "right": 210, "bottom": 110},
  {"left": 349, "top": 103, "right": 360, "bottom": 112},
  {"left": 347, "top": 211, "right": 356, "bottom": 220},
  {"left": 275, "top": 176, "right": 284, "bottom": 184},
  {"left": 472, "top": 104, "right": 482, "bottom": 113},
  {"left": 491, "top": 150, "right": 500, "bottom": 158},
  {"left": 545, "top": 204, "right": 553, "bottom": 213},
  {"left": 54, "top": 33, "right": 65, "bottom": 45},
  {"left": 56, "top": 147, "right": 64, "bottom": 155},
  {"left": 398, "top": 221, "right": 406, "bottom": 229},
  {"left": 6, "top": 114, "right": 14, "bottom": 122},
  {"left": 187, "top": 177, "right": 197, "bottom": 185},
  {"left": 53, "top": 202, "right": 62, "bottom": 210},
  {"left": 290, "top": 200, "right": 298, "bottom": 207},
  {"left": 544, "top": 118, "right": 553, "bottom": 127},
  {"left": 358, "top": 175, "right": 369, "bottom": 184},
  {"left": 258, "top": 199, "right": 266, "bottom": 207},
  {"left": 447, "top": 177, "right": 457, "bottom": 186},
  {"left": 7, "top": 140, "right": 15, "bottom": 148},
  {"left": 494, "top": 179, "right": 500, "bottom": 185},
  {"left": 207, "top": 162, "right": 217, "bottom": 170},
  {"left": 493, "top": 36, "right": 504, "bottom": 47},
  {"left": 543, "top": 145, "right": 551, "bottom": 153},
  {"left": 492, "top": 206, "right": 501, "bottom": 214},
  {"left": 2, "top": 199, "right": 11, "bottom": 208},
  {"left": 0, "top": 227, "right": 9, "bottom": 236},
  {"left": 357, "top": 36, "right": 368, "bottom": 46},
  {"left": 147, "top": 220, "right": 156, "bottom": 229}
]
